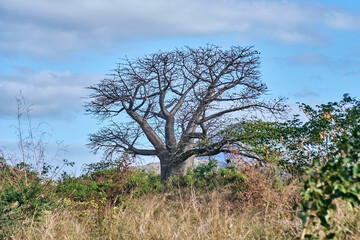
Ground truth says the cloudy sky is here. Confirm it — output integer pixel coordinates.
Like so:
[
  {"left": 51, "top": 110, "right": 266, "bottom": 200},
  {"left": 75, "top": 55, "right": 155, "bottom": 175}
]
[{"left": 1, "top": 0, "right": 360, "bottom": 174}]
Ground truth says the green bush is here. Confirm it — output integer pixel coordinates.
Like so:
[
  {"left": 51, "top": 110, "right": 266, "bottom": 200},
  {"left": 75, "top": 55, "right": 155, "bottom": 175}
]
[
  {"left": 124, "top": 170, "right": 163, "bottom": 197},
  {"left": 57, "top": 160, "right": 246, "bottom": 206},
  {"left": 298, "top": 127, "right": 360, "bottom": 239},
  {"left": 168, "top": 159, "right": 246, "bottom": 192},
  {"left": 0, "top": 166, "right": 56, "bottom": 238},
  {"left": 58, "top": 168, "right": 125, "bottom": 204},
  {"left": 297, "top": 96, "right": 360, "bottom": 239},
  {"left": 57, "top": 168, "right": 163, "bottom": 205},
  {"left": 57, "top": 177, "right": 111, "bottom": 202}
]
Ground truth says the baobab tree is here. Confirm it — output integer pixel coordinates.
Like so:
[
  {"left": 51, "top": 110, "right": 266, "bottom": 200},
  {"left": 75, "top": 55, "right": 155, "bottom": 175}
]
[{"left": 85, "top": 45, "right": 285, "bottom": 182}]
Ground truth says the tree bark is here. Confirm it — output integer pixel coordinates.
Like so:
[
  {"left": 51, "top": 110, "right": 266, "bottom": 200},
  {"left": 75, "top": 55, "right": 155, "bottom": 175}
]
[{"left": 160, "top": 155, "right": 194, "bottom": 182}]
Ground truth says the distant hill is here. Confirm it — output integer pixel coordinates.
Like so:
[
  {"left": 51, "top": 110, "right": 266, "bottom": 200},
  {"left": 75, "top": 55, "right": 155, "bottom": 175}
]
[{"left": 132, "top": 158, "right": 228, "bottom": 173}]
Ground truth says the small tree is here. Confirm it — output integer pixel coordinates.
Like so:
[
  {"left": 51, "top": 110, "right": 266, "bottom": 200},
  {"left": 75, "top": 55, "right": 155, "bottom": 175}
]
[
  {"left": 230, "top": 94, "right": 360, "bottom": 175},
  {"left": 85, "top": 45, "right": 285, "bottom": 182}
]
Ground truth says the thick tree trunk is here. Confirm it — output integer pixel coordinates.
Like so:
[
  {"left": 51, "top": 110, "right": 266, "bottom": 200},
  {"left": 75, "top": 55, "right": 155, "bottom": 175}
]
[{"left": 160, "top": 156, "right": 194, "bottom": 182}]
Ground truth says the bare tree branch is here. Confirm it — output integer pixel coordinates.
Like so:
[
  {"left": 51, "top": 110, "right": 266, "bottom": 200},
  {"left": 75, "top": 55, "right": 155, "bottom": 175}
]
[{"left": 85, "top": 45, "right": 286, "bottom": 181}]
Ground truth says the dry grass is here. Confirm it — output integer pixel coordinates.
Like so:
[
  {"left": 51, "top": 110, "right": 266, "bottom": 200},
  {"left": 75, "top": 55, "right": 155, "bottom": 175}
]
[
  {"left": 11, "top": 191, "right": 301, "bottom": 240},
  {"left": 7, "top": 168, "right": 360, "bottom": 240},
  {"left": 8, "top": 169, "right": 300, "bottom": 240}
]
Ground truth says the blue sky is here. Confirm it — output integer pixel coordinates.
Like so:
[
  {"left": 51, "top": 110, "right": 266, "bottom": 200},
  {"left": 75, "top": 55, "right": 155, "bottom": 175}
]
[{"left": 1, "top": 0, "right": 360, "bottom": 174}]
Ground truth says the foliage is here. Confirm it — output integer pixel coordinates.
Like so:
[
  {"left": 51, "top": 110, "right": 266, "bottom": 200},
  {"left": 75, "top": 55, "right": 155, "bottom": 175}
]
[
  {"left": 286, "top": 94, "right": 360, "bottom": 168},
  {"left": 229, "top": 94, "right": 360, "bottom": 177},
  {"left": 229, "top": 120, "right": 285, "bottom": 160},
  {"left": 168, "top": 159, "right": 246, "bottom": 192},
  {"left": 286, "top": 95, "right": 360, "bottom": 239},
  {"left": 58, "top": 160, "right": 246, "bottom": 206},
  {"left": 125, "top": 170, "right": 163, "bottom": 197},
  {"left": 57, "top": 168, "right": 164, "bottom": 207},
  {"left": 0, "top": 165, "right": 56, "bottom": 238},
  {"left": 298, "top": 125, "right": 360, "bottom": 239}
]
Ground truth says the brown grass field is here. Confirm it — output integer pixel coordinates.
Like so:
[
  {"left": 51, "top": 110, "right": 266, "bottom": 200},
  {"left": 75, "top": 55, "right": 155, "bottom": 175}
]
[{"left": 4, "top": 168, "right": 359, "bottom": 240}]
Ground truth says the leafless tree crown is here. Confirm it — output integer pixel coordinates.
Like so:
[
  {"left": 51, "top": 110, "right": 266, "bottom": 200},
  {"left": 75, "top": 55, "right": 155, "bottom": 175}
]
[{"left": 85, "top": 45, "right": 285, "bottom": 162}]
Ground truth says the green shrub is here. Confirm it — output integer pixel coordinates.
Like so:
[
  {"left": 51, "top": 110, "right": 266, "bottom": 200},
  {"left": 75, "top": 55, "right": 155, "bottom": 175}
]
[
  {"left": 0, "top": 166, "right": 56, "bottom": 239},
  {"left": 168, "top": 159, "right": 246, "bottom": 192},
  {"left": 58, "top": 169, "right": 124, "bottom": 204},
  {"left": 298, "top": 123, "right": 360, "bottom": 239},
  {"left": 57, "top": 168, "right": 163, "bottom": 205},
  {"left": 57, "top": 177, "right": 108, "bottom": 202},
  {"left": 124, "top": 170, "right": 163, "bottom": 197},
  {"left": 57, "top": 160, "right": 246, "bottom": 207}
]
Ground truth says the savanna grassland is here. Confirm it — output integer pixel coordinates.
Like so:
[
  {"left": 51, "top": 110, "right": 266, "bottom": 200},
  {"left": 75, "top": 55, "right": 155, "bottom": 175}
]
[{"left": 0, "top": 159, "right": 359, "bottom": 240}]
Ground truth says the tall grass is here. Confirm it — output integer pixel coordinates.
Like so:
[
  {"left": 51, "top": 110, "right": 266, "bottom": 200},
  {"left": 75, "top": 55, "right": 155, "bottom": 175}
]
[
  {"left": 2, "top": 162, "right": 359, "bottom": 239},
  {"left": 10, "top": 187, "right": 302, "bottom": 239}
]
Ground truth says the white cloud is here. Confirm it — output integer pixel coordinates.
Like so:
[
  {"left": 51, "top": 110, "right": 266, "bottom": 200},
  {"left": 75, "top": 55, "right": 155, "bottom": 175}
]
[
  {"left": 324, "top": 10, "right": 360, "bottom": 30},
  {"left": 0, "top": 0, "right": 359, "bottom": 58},
  {"left": 0, "top": 68, "right": 101, "bottom": 118}
]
